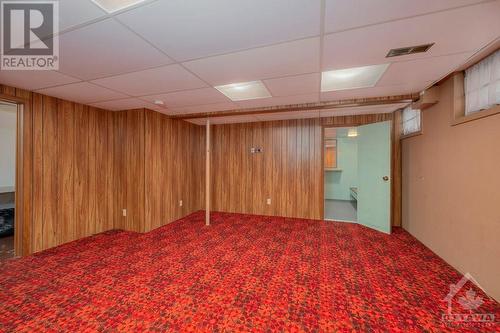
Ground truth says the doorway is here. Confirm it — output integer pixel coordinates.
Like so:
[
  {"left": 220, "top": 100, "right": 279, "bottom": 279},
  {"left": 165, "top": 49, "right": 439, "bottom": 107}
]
[
  {"left": 323, "top": 121, "right": 392, "bottom": 233},
  {"left": 324, "top": 127, "right": 358, "bottom": 222},
  {"left": 0, "top": 101, "right": 17, "bottom": 259}
]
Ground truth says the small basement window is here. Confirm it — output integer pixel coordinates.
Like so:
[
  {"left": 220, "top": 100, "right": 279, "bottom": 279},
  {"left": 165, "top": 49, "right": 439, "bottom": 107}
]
[
  {"left": 401, "top": 106, "right": 421, "bottom": 136},
  {"left": 464, "top": 49, "right": 499, "bottom": 115},
  {"left": 452, "top": 49, "right": 500, "bottom": 126}
]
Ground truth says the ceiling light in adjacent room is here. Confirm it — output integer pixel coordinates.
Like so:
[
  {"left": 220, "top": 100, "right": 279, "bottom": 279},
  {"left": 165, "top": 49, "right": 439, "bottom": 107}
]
[
  {"left": 347, "top": 129, "right": 358, "bottom": 137},
  {"left": 91, "top": 0, "right": 147, "bottom": 13},
  {"left": 154, "top": 100, "right": 164, "bottom": 106},
  {"left": 321, "top": 64, "right": 389, "bottom": 92},
  {"left": 214, "top": 81, "right": 271, "bottom": 101}
]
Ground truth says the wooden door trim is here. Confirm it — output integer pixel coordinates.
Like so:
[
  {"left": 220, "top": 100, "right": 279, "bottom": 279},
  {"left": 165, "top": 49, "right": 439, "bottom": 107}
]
[{"left": 0, "top": 93, "right": 30, "bottom": 256}]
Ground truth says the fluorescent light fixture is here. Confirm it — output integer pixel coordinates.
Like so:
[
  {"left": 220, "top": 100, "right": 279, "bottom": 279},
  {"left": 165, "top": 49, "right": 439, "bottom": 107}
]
[
  {"left": 91, "top": 0, "right": 147, "bottom": 13},
  {"left": 214, "top": 81, "right": 271, "bottom": 101},
  {"left": 347, "top": 129, "right": 358, "bottom": 137},
  {"left": 321, "top": 64, "right": 389, "bottom": 92}
]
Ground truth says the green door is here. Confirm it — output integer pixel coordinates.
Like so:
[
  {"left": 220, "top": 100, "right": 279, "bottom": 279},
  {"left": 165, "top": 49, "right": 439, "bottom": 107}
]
[{"left": 357, "top": 121, "right": 391, "bottom": 233}]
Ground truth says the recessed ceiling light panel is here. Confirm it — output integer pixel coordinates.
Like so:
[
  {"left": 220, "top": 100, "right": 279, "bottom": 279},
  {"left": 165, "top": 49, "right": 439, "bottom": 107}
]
[
  {"left": 321, "top": 64, "right": 389, "bottom": 92},
  {"left": 91, "top": 0, "right": 147, "bottom": 13},
  {"left": 214, "top": 81, "right": 271, "bottom": 101}
]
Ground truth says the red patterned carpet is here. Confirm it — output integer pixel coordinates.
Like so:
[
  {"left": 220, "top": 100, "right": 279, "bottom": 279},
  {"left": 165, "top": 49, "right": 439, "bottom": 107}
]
[{"left": 0, "top": 211, "right": 498, "bottom": 332}]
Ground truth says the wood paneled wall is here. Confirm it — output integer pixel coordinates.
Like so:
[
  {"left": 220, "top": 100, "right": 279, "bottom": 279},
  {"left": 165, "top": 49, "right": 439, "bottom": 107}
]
[
  {"left": 114, "top": 108, "right": 204, "bottom": 233},
  {"left": 1, "top": 84, "right": 118, "bottom": 254},
  {"left": 211, "top": 119, "right": 322, "bottom": 219},
  {"left": 143, "top": 109, "right": 204, "bottom": 232},
  {"left": 1, "top": 84, "right": 204, "bottom": 255},
  {"left": 34, "top": 96, "right": 118, "bottom": 251},
  {"left": 210, "top": 113, "right": 399, "bottom": 222},
  {"left": 113, "top": 109, "right": 145, "bottom": 233}
]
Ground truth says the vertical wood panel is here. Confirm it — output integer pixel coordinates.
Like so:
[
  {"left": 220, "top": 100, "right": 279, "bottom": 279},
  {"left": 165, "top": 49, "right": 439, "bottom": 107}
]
[
  {"left": 74, "top": 104, "right": 88, "bottom": 240},
  {"left": 105, "top": 111, "right": 116, "bottom": 231},
  {"left": 59, "top": 100, "right": 75, "bottom": 244},
  {"left": 32, "top": 93, "right": 43, "bottom": 252},
  {"left": 95, "top": 109, "right": 108, "bottom": 234},
  {"left": 140, "top": 109, "right": 204, "bottom": 232},
  {"left": 42, "top": 96, "right": 58, "bottom": 248},
  {"left": 392, "top": 110, "right": 402, "bottom": 227},
  {"left": 87, "top": 107, "right": 98, "bottom": 237}
]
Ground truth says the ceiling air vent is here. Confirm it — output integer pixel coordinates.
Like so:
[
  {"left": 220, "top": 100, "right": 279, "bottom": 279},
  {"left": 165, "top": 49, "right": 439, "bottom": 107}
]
[{"left": 386, "top": 43, "right": 434, "bottom": 58}]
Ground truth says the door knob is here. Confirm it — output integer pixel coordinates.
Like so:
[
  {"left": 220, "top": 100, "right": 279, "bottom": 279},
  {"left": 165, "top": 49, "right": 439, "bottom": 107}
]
[{"left": 382, "top": 176, "right": 389, "bottom": 181}]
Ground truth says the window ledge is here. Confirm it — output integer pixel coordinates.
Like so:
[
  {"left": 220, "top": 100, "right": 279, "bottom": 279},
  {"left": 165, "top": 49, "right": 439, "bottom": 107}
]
[
  {"left": 400, "top": 131, "right": 422, "bottom": 139},
  {"left": 452, "top": 105, "right": 500, "bottom": 126}
]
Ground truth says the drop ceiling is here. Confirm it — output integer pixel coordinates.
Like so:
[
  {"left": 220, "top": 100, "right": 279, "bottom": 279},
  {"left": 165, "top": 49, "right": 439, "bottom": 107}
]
[{"left": 0, "top": 0, "right": 498, "bottom": 123}]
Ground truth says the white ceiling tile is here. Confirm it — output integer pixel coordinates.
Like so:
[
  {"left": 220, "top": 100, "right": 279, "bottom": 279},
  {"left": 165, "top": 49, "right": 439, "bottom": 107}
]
[
  {"left": 0, "top": 70, "right": 80, "bottom": 91},
  {"left": 90, "top": 0, "right": 150, "bottom": 13},
  {"left": 36, "top": 82, "right": 128, "bottom": 104},
  {"left": 324, "top": 0, "right": 487, "bottom": 33},
  {"left": 320, "top": 103, "right": 409, "bottom": 117},
  {"left": 264, "top": 73, "right": 320, "bottom": 97},
  {"left": 255, "top": 110, "right": 320, "bottom": 121},
  {"left": 58, "top": 18, "right": 173, "bottom": 80},
  {"left": 377, "top": 52, "right": 473, "bottom": 86},
  {"left": 320, "top": 81, "right": 432, "bottom": 101},
  {"left": 168, "top": 102, "right": 239, "bottom": 115},
  {"left": 235, "top": 93, "right": 319, "bottom": 109},
  {"left": 59, "top": 0, "right": 107, "bottom": 32},
  {"left": 117, "top": 0, "right": 320, "bottom": 61},
  {"left": 183, "top": 38, "right": 320, "bottom": 85},
  {"left": 141, "top": 87, "right": 230, "bottom": 108},
  {"left": 31, "top": 0, "right": 106, "bottom": 40},
  {"left": 322, "top": 1, "right": 500, "bottom": 70},
  {"left": 91, "top": 64, "right": 207, "bottom": 96},
  {"left": 90, "top": 98, "right": 165, "bottom": 111}
]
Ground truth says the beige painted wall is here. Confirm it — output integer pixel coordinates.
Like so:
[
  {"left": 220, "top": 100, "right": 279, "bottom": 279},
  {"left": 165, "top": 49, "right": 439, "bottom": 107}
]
[{"left": 402, "top": 76, "right": 500, "bottom": 301}]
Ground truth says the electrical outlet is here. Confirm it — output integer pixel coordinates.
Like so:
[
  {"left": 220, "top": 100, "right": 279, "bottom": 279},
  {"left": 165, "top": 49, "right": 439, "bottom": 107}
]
[
  {"left": 179, "top": 200, "right": 183, "bottom": 207},
  {"left": 266, "top": 198, "right": 271, "bottom": 205},
  {"left": 122, "top": 209, "right": 127, "bottom": 217}
]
